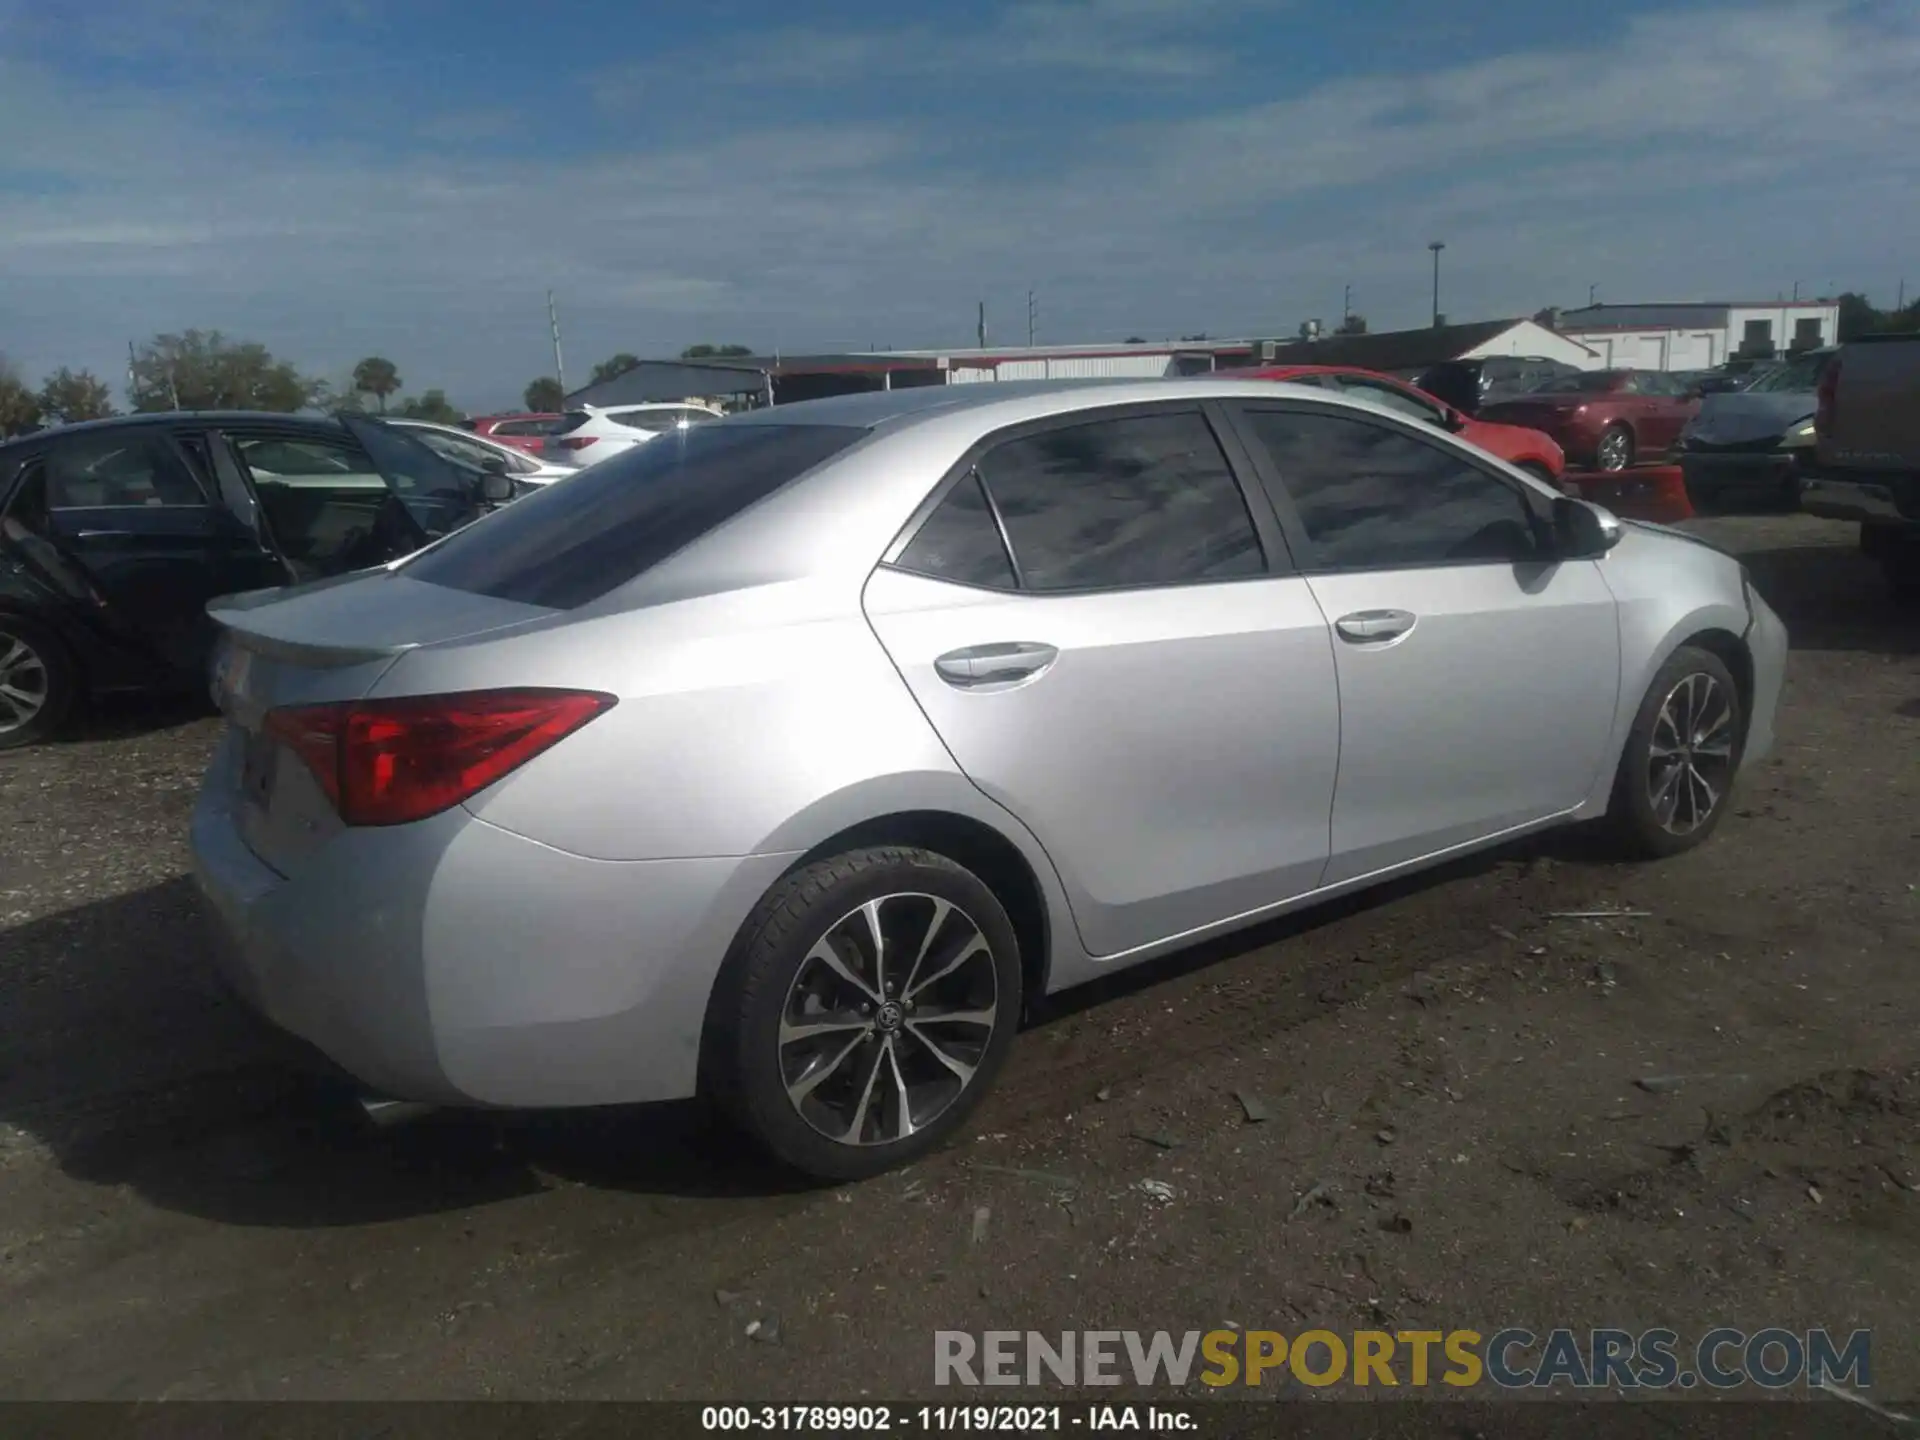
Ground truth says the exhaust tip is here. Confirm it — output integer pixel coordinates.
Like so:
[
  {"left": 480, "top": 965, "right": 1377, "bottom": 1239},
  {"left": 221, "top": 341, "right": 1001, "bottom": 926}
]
[{"left": 358, "top": 1096, "right": 438, "bottom": 1128}]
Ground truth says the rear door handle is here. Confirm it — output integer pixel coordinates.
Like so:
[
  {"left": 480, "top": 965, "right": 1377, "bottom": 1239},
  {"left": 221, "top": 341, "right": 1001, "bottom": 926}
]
[
  {"left": 934, "top": 641, "right": 1059, "bottom": 689},
  {"left": 1334, "top": 609, "right": 1417, "bottom": 644}
]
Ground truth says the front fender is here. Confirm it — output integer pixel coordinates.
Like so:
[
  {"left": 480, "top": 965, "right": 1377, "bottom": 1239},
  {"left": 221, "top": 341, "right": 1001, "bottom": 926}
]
[{"left": 1572, "top": 530, "right": 1752, "bottom": 819}]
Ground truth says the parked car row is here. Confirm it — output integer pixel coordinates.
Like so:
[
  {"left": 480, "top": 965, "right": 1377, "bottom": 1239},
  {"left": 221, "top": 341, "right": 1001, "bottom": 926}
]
[{"left": 0, "top": 412, "right": 513, "bottom": 747}]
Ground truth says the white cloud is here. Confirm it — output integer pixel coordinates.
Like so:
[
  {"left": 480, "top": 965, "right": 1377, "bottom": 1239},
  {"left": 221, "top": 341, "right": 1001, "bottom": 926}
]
[{"left": 3, "top": 1, "right": 1917, "bottom": 409}]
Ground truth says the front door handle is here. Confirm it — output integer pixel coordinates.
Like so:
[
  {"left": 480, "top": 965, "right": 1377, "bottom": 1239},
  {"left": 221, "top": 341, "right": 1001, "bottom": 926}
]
[
  {"left": 1334, "top": 609, "right": 1417, "bottom": 644},
  {"left": 934, "top": 641, "right": 1059, "bottom": 689},
  {"left": 73, "top": 530, "right": 137, "bottom": 542}
]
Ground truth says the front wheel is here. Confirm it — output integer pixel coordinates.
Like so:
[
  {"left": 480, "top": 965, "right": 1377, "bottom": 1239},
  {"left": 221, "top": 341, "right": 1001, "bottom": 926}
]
[
  {"left": 1598, "top": 646, "right": 1743, "bottom": 860},
  {"left": 708, "top": 846, "right": 1023, "bottom": 1181}
]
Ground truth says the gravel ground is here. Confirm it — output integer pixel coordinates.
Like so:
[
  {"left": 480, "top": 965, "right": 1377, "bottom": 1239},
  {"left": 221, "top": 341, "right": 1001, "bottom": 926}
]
[{"left": 0, "top": 514, "right": 1914, "bottom": 1408}]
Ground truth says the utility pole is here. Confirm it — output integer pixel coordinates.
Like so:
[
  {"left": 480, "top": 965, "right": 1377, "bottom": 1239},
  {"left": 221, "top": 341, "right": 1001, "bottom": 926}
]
[
  {"left": 1792, "top": 280, "right": 1800, "bottom": 301},
  {"left": 1898, "top": 278, "right": 1907, "bottom": 311},
  {"left": 977, "top": 300, "right": 986, "bottom": 349},
  {"left": 547, "top": 290, "right": 567, "bottom": 398},
  {"left": 126, "top": 340, "right": 137, "bottom": 402},
  {"left": 1026, "top": 289, "right": 1038, "bottom": 348},
  {"left": 1342, "top": 283, "right": 1351, "bottom": 322},
  {"left": 1428, "top": 241, "right": 1445, "bottom": 327},
  {"left": 1589, "top": 283, "right": 1598, "bottom": 307}
]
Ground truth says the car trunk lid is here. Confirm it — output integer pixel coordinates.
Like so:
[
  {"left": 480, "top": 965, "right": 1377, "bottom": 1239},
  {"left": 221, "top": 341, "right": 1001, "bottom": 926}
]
[{"left": 208, "top": 569, "right": 558, "bottom": 874}]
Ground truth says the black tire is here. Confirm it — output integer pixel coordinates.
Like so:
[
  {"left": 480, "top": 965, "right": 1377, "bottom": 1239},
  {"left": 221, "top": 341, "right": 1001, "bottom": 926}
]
[
  {"left": 1598, "top": 645, "right": 1743, "bottom": 860},
  {"left": 706, "top": 846, "right": 1023, "bottom": 1182},
  {"left": 0, "top": 614, "right": 79, "bottom": 751},
  {"left": 1593, "top": 424, "right": 1636, "bottom": 473}
]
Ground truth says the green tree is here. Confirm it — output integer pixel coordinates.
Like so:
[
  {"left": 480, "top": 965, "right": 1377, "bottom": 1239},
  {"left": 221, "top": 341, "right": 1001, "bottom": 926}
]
[
  {"left": 523, "top": 376, "right": 565, "bottom": 411},
  {"left": 129, "top": 330, "right": 323, "bottom": 413},
  {"left": 1336, "top": 313, "right": 1368, "bottom": 335},
  {"left": 37, "top": 367, "right": 116, "bottom": 424},
  {"left": 0, "top": 360, "right": 44, "bottom": 436},
  {"left": 679, "top": 344, "right": 753, "bottom": 359},
  {"left": 351, "top": 355, "right": 403, "bottom": 413},
  {"left": 590, "top": 353, "right": 642, "bottom": 384},
  {"left": 1122, "top": 336, "right": 1147, "bottom": 345},
  {"left": 396, "top": 389, "right": 463, "bottom": 425}
]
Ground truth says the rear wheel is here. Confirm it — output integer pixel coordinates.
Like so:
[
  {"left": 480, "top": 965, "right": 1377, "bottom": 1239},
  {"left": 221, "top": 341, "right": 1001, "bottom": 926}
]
[
  {"left": 0, "top": 616, "right": 77, "bottom": 751},
  {"left": 1598, "top": 646, "right": 1743, "bottom": 860},
  {"left": 1594, "top": 425, "right": 1635, "bottom": 473},
  {"left": 707, "top": 846, "right": 1023, "bottom": 1181}
]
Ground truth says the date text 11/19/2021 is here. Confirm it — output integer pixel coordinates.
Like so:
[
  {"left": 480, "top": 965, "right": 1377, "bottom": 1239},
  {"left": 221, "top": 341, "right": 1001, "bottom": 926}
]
[{"left": 702, "top": 1405, "right": 1195, "bottom": 1432}]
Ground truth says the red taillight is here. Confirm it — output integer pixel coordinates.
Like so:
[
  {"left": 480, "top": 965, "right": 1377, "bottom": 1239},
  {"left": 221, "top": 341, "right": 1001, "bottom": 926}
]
[
  {"left": 1814, "top": 357, "right": 1839, "bottom": 438},
  {"left": 558, "top": 436, "right": 598, "bottom": 451},
  {"left": 265, "top": 689, "right": 615, "bottom": 827}
]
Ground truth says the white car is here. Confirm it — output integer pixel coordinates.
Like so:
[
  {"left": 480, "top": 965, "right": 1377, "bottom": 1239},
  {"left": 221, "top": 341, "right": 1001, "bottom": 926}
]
[
  {"left": 387, "top": 419, "right": 575, "bottom": 486},
  {"left": 540, "top": 402, "right": 722, "bottom": 470}
]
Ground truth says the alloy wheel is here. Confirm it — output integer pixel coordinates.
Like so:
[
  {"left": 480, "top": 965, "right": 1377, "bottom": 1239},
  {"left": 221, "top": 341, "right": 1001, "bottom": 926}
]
[
  {"left": 0, "top": 631, "right": 50, "bottom": 736},
  {"left": 778, "top": 893, "right": 1000, "bottom": 1147},
  {"left": 1597, "top": 428, "right": 1632, "bottom": 472},
  {"left": 1646, "top": 672, "right": 1735, "bottom": 836}
]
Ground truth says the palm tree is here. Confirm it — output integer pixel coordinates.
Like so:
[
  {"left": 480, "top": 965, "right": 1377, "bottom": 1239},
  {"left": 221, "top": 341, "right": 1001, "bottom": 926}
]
[{"left": 351, "top": 356, "right": 402, "bottom": 413}]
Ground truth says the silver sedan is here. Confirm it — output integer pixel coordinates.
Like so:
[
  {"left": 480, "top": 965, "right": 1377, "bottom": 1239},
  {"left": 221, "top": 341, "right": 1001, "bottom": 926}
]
[{"left": 191, "top": 378, "right": 1787, "bottom": 1180}]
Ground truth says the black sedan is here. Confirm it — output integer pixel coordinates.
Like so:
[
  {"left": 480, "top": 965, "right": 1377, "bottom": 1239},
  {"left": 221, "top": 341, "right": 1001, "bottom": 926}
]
[{"left": 0, "top": 411, "right": 515, "bottom": 747}]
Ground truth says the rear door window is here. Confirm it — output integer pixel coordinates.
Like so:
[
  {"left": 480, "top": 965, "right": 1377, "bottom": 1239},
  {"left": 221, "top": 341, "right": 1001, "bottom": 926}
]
[
  {"left": 401, "top": 423, "right": 867, "bottom": 609},
  {"left": 44, "top": 434, "right": 208, "bottom": 508},
  {"left": 973, "top": 410, "right": 1264, "bottom": 591}
]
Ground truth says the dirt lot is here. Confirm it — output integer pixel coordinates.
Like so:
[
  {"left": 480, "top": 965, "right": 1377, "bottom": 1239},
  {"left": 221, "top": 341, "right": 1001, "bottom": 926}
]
[{"left": 0, "top": 513, "right": 1914, "bottom": 1408}]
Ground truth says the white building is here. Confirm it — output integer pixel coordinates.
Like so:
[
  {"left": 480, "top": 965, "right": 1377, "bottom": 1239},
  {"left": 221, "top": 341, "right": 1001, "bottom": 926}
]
[{"left": 1551, "top": 301, "right": 1841, "bottom": 371}]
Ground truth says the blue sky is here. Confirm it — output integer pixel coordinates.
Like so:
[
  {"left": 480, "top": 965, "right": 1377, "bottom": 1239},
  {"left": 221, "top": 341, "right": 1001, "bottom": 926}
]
[{"left": 2, "top": 0, "right": 1916, "bottom": 411}]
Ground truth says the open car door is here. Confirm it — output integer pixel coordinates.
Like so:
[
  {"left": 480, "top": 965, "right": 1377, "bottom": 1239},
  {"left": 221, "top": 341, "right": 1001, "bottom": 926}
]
[{"left": 336, "top": 413, "right": 501, "bottom": 544}]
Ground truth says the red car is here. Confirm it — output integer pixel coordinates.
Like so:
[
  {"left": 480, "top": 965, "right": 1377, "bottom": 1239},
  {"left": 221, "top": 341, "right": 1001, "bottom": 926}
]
[
  {"left": 1226, "top": 365, "right": 1566, "bottom": 481},
  {"left": 1477, "top": 369, "right": 1700, "bottom": 473},
  {"left": 465, "top": 412, "right": 561, "bottom": 456}
]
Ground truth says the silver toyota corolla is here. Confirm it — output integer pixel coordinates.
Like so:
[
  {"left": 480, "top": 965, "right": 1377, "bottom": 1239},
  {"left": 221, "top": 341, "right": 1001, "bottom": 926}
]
[{"left": 192, "top": 378, "right": 1788, "bottom": 1179}]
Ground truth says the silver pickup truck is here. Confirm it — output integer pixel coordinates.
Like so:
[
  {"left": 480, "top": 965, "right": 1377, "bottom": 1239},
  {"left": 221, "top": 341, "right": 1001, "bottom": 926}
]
[{"left": 1803, "top": 333, "right": 1920, "bottom": 599}]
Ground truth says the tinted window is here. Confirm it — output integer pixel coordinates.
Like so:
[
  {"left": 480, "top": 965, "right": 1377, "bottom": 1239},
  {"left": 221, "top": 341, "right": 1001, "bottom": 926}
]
[
  {"left": 491, "top": 418, "right": 557, "bottom": 437},
  {"left": 1241, "top": 409, "right": 1539, "bottom": 570},
  {"left": 977, "top": 412, "right": 1263, "bottom": 592},
  {"left": 45, "top": 434, "right": 206, "bottom": 508},
  {"left": 405, "top": 425, "right": 537, "bottom": 475},
  {"left": 895, "top": 472, "right": 1016, "bottom": 590},
  {"left": 402, "top": 423, "right": 865, "bottom": 609}
]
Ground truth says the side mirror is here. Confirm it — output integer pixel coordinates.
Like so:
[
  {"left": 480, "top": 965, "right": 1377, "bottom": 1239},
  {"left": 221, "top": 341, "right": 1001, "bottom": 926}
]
[
  {"left": 479, "top": 471, "right": 516, "bottom": 505},
  {"left": 1552, "top": 496, "right": 1622, "bottom": 559}
]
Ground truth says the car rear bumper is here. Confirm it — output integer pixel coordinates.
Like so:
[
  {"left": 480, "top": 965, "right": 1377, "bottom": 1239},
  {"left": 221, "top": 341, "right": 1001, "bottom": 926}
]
[{"left": 190, "top": 728, "right": 796, "bottom": 1109}]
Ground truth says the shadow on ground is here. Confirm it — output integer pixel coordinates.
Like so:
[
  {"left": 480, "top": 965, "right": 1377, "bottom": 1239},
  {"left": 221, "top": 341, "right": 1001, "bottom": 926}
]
[
  {"left": 0, "top": 814, "right": 1606, "bottom": 1227},
  {"left": 1737, "top": 541, "right": 1917, "bottom": 656}
]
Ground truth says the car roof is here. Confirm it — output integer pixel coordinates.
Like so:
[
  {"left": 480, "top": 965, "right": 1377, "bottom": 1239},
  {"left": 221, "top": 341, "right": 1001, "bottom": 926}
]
[
  {"left": 0, "top": 410, "right": 344, "bottom": 451},
  {"left": 727, "top": 376, "right": 1381, "bottom": 436}
]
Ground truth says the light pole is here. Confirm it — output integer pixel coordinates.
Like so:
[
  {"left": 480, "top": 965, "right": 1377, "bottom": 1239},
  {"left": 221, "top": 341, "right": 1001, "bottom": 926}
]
[{"left": 1428, "top": 242, "right": 1445, "bottom": 327}]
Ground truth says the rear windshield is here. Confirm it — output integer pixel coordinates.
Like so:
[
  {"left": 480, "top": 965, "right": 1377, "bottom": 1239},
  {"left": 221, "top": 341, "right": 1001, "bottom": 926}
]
[
  {"left": 1746, "top": 351, "right": 1830, "bottom": 393},
  {"left": 549, "top": 411, "right": 593, "bottom": 436},
  {"left": 399, "top": 422, "right": 866, "bottom": 609}
]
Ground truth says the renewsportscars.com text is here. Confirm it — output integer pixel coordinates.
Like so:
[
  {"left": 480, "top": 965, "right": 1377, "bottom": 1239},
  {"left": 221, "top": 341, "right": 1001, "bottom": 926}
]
[{"left": 934, "top": 1327, "right": 1872, "bottom": 1391}]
